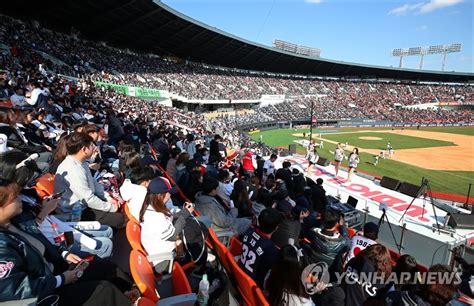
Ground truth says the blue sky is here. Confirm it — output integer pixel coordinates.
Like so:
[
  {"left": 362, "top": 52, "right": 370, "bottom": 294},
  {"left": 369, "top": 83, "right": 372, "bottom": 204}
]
[{"left": 163, "top": 0, "right": 473, "bottom": 73}]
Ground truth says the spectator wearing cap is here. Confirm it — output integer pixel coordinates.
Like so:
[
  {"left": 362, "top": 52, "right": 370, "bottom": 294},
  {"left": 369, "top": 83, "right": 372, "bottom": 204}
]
[
  {"left": 139, "top": 176, "right": 194, "bottom": 272},
  {"left": 343, "top": 222, "right": 379, "bottom": 266},
  {"left": 54, "top": 132, "right": 125, "bottom": 230},
  {"left": 195, "top": 177, "right": 251, "bottom": 235}
]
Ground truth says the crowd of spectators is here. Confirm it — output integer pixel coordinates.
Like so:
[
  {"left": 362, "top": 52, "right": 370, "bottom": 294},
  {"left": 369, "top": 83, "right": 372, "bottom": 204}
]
[
  {"left": 1, "top": 15, "right": 473, "bottom": 127},
  {"left": 0, "top": 14, "right": 473, "bottom": 305}
]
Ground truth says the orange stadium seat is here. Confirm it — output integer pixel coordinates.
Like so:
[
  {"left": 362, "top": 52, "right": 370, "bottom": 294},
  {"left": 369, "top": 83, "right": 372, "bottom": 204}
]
[
  {"left": 172, "top": 261, "right": 193, "bottom": 296},
  {"left": 136, "top": 297, "right": 156, "bottom": 306},
  {"left": 254, "top": 286, "right": 270, "bottom": 306},
  {"left": 225, "top": 251, "right": 261, "bottom": 306},
  {"left": 130, "top": 249, "right": 195, "bottom": 304},
  {"left": 126, "top": 220, "right": 146, "bottom": 255},
  {"left": 229, "top": 235, "right": 242, "bottom": 256},
  {"left": 209, "top": 229, "right": 233, "bottom": 273},
  {"left": 124, "top": 202, "right": 138, "bottom": 224},
  {"left": 130, "top": 249, "right": 160, "bottom": 302}
]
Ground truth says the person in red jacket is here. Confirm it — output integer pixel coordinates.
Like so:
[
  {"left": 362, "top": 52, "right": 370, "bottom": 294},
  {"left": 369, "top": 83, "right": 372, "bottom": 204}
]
[{"left": 242, "top": 149, "right": 254, "bottom": 177}]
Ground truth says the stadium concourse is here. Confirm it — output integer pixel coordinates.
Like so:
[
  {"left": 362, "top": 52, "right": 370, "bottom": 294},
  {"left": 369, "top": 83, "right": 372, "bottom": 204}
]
[{"left": 0, "top": 14, "right": 473, "bottom": 306}]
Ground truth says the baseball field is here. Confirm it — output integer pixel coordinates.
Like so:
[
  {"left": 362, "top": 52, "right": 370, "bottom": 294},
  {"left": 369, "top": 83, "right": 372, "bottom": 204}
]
[{"left": 249, "top": 126, "right": 474, "bottom": 197}]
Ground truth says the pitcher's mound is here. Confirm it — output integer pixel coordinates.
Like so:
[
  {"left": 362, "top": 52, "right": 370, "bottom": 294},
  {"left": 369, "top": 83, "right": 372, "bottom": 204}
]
[{"left": 359, "top": 136, "right": 382, "bottom": 140}]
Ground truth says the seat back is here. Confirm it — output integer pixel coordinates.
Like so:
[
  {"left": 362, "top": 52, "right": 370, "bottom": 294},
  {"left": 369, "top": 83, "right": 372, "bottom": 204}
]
[
  {"left": 254, "top": 286, "right": 270, "bottom": 306},
  {"left": 124, "top": 202, "right": 138, "bottom": 224},
  {"left": 126, "top": 220, "right": 147, "bottom": 255},
  {"left": 130, "top": 249, "right": 159, "bottom": 302},
  {"left": 172, "top": 261, "right": 192, "bottom": 296},
  {"left": 136, "top": 297, "right": 156, "bottom": 306},
  {"left": 34, "top": 173, "right": 55, "bottom": 199},
  {"left": 225, "top": 252, "right": 259, "bottom": 306},
  {"left": 229, "top": 236, "right": 242, "bottom": 256},
  {"left": 209, "top": 230, "right": 232, "bottom": 273}
]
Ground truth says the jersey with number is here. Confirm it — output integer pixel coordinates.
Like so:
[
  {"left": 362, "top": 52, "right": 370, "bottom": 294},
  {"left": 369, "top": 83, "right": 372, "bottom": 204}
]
[
  {"left": 239, "top": 228, "right": 279, "bottom": 288},
  {"left": 344, "top": 235, "right": 377, "bottom": 266}
]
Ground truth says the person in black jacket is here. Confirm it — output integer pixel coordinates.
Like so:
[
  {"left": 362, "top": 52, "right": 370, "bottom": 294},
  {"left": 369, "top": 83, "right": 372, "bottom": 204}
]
[
  {"left": 275, "top": 161, "right": 294, "bottom": 197},
  {"left": 0, "top": 107, "right": 52, "bottom": 172},
  {"left": 271, "top": 199, "right": 303, "bottom": 248},
  {"left": 0, "top": 182, "right": 134, "bottom": 305},
  {"left": 209, "top": 134, "right": 222, "bottom": 161},
  {"left": 308, "top": 177, "right": 329, "bottom": 213},
  {"left": 104, "top": 108, "right": 124, "bottom": 147}
]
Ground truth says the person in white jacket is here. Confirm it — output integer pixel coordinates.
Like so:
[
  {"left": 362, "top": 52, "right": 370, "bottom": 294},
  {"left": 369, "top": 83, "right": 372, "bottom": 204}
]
[{"left": 139, "top": 176, "right": 194, "bottom": 272}]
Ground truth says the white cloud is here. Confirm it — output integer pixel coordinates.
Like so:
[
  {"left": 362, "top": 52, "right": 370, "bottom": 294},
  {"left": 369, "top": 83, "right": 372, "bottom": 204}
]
[
  {"left": 419, "top": 0, "right": 463, "bottom": 13},
  {"left": 305, "top": 0, "right": 323, "bottom": 4},
  {"left": 389, "top": 0, "right": 463, "bottom": 15},
  {"left": 389, "top": 3, "right": 423, "bottom": 15},
  {"left": 416, "top": 24, "right": 428, "bottom": 31}
]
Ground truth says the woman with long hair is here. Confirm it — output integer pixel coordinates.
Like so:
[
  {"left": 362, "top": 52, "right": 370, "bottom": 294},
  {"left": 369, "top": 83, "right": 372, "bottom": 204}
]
[
  {"left": 346, "top": 147, "right": 360, "bottom": 183},
  {"left": 139, "top": 176, "right": 195, "bottom": 272},
  {"left": 230, "top": 179, "right": 253, "bottom": 217},
  {"left": 344, "top": 244, "right": 393, "bottom": 306},
  {"left": 50, "top": 134, "right": 71, "bottom": 174},
  {"left": 266, "top": 244, "right": 314, "bottom": 306}
]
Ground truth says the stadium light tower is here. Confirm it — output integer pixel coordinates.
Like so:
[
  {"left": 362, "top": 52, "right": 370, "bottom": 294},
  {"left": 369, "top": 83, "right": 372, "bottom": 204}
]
[
  {"left": 392, "top": 43, "right": 462, "bottom": 71},
  {"left": 391, "top": 48, "right": 410, "bottom": 68}
]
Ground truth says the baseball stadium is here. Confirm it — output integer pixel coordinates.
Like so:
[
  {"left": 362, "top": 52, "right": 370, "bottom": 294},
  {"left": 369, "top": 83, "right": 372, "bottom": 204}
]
[{"left": 0, "top": 0, "right": 473, "bottom": 305}]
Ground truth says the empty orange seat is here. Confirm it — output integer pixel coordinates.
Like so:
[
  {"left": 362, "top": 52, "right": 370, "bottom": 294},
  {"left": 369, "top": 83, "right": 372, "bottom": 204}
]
[{"left": 225, "top": 251, "right": 261, "bottom": 306}]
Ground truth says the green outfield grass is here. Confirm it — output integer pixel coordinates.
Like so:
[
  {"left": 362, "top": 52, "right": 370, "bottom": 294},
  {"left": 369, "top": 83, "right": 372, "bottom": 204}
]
[
  {"left": 321, "top": 132, "right": 454, "bottom": 150},
  {"left": 250, "top": 127, "right": 474, "bottom": 196}
]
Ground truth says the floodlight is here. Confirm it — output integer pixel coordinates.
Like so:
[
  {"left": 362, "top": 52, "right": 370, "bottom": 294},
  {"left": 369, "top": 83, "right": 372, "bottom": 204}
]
[
  {"left": 448, "top": 43, "right": 461, "bottom": 53},
  {"left": 428, "top": 45, "right": 443, "bottom": 54},
  {"left": 408, "top": 47, "right": 422, "bottom": 56},
  {"left": 273, "top": 39, "right": 322, "bottom": 58}
]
